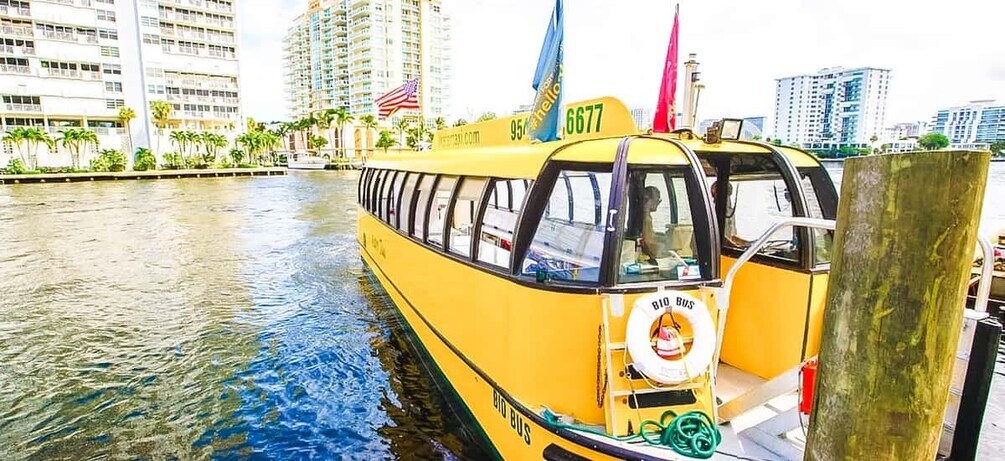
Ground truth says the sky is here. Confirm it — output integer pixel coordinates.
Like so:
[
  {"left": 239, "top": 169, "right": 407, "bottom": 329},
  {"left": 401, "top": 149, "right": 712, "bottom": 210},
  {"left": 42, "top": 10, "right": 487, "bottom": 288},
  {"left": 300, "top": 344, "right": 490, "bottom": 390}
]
[{"left": 239, "top": 0, "right": 1005, "bottom": 133}]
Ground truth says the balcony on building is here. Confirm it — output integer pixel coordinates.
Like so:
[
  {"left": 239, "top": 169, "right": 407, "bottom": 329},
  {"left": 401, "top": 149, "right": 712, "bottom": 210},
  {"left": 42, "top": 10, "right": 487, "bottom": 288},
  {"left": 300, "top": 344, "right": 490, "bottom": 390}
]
[{"left": 0, "top": 3, "right": 31, "bottom": 18}]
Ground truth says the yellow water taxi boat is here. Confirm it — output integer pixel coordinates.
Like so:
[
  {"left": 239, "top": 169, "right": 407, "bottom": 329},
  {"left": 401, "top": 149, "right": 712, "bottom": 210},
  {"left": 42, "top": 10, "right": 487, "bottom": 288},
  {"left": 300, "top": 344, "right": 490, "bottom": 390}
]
[{"left": 356, "top": 97, "right": 977, "bottom": 460}]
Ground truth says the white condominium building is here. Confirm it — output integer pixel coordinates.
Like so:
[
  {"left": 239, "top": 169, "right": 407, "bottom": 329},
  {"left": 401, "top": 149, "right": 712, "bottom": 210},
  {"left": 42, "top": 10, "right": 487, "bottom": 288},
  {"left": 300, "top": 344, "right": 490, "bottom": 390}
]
[
  {"left": 283, "top": 0, "right": 451, "bottom": 121},
  {"left": 931, "top": 100, "right": 1005, "bottom": 145},
  {"left": 0, "top": 0, "right": 242, "bottom": 162},
  {"left": 773, "top": 66, "right": 890, "bottom": 147}
]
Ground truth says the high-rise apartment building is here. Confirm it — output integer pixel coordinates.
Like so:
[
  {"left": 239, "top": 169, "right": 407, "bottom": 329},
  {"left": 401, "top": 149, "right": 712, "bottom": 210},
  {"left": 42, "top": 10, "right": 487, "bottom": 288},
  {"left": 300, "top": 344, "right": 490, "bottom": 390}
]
[
  {"left": 773, "top": 67, "right": 890, "bottom": 147},
  {"left": 1, "top": 0, "right": 241, "bottom": 162},
  {"left": 931, "top": 100, "right": 1005, "bottom": 144},
  {"left": 283, "top": 0, "right": 451, "bottom": 122}
]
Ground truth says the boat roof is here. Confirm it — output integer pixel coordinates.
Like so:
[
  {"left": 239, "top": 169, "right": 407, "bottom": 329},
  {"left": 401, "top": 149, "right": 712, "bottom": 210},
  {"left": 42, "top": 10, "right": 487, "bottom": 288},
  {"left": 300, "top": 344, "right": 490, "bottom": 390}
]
[{"left": 365, "top": 96, "right": 825, "bottom": 178}]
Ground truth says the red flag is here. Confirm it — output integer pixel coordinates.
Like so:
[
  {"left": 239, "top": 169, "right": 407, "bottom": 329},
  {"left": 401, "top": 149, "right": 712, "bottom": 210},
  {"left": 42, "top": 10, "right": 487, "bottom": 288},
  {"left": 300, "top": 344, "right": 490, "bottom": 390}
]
[{"left": 652, "top": 5, "right": 679, "bottom": 132}]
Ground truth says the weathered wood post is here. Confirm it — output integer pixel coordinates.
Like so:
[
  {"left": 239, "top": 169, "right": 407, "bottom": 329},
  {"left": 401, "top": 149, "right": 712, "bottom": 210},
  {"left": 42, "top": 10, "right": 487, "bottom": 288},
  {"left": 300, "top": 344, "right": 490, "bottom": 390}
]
[{"left": 805, "top": 150, "right": 991, "bottom": 460}]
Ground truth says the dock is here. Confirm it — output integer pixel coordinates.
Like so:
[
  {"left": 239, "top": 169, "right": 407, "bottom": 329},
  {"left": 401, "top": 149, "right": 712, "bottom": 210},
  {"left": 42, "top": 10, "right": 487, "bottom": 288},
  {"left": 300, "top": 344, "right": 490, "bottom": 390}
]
[{"left": 0, "top": 168, "right": 287, "bottom": 185}]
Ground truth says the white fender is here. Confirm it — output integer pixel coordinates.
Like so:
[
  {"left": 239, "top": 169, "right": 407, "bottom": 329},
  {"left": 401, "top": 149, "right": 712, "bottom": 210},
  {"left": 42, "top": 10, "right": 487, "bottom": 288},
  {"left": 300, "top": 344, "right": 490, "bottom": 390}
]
[{"left": 625, "top": 290, "right": 715, "bottom": 385}]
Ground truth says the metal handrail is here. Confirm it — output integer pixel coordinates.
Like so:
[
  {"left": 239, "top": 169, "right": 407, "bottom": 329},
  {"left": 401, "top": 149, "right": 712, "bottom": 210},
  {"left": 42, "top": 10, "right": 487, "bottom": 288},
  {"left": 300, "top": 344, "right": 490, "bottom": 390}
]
[
  {"left": 711, "top": 217, "right": 835, "bottom": 421},
  {"left": 717, "top": 217, "right": 836, "bottom": 311},
  {"left": 974, "top": 235, "right": 994, "bottom": 313}
]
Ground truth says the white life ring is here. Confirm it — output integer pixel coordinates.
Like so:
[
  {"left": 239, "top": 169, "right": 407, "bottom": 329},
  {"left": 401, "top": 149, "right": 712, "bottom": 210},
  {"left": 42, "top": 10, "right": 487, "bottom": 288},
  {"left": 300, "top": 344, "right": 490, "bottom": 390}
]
[{"left": 625, "top": 290, "right": 716, "bottom": 385}]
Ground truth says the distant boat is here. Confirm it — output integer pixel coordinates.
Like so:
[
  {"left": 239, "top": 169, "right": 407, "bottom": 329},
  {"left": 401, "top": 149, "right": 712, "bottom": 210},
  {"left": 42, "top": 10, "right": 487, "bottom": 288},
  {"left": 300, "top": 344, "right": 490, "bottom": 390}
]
[{"left": 287, "top": 152, "right": 327, "bottom": 170}]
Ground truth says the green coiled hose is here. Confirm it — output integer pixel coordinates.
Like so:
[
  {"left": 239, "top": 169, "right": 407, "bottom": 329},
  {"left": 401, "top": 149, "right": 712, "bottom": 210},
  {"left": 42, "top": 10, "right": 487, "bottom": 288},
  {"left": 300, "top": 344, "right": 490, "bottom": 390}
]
[{"left": 541, "top": 408, "right": 721, "bottom": 459}]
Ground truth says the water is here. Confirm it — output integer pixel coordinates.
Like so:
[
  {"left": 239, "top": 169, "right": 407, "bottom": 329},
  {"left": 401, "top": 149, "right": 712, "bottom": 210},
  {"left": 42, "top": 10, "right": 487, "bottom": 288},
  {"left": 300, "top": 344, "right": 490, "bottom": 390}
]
[
  {"left": 823, "top": 160, "right": 1005, "bottom": 232},
  {"left": 0, "top": 173, "right": 489, "bottom": 460},
  {"left": 0, "top": 165, "right": 1002, "bottom": 459}
]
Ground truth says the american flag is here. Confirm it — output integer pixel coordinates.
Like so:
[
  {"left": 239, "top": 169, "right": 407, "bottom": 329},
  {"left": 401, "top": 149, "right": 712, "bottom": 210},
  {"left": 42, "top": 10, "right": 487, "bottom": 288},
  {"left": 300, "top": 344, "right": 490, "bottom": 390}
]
[{"left": 375, "top": 78, "right": 420, "bottom": 118}]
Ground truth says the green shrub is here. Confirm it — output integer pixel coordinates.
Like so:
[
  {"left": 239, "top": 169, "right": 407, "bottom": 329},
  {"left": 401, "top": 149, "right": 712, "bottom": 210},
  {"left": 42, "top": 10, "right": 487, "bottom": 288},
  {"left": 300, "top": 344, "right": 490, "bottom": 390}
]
[
  {"left": 6, "top": 158, "right": 26, "bottom": 174},
  {"left": 161, "top": 153, "right": 182, "bottom": 170},
  {"left": 90, "top": 149, "right": 127, "bottom": 172},
  {"left": 133, "top": 148, "right": 156, "bottom": 171},
  {"left": 228, "top": 148, "right": 244, "bottom": 165},
  {"left": 184, "top": 155, "right": 202, "bottom": 169}
]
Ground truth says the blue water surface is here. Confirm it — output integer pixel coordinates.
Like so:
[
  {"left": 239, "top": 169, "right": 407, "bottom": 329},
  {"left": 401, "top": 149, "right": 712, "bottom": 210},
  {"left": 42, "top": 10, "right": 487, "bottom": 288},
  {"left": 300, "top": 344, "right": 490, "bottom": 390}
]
[{"left": 0, "top": 172, "right": 488, "bottom": 460}]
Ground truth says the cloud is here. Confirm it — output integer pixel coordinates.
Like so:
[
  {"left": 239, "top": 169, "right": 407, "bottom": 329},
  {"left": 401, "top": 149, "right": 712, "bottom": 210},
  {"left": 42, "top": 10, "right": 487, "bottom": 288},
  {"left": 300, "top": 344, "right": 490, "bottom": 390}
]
[
  {"left": 242, "top": 0, "right": 1005, "bottom": 127},
  {"left": 238, "top": 0, "right": 307, "bottom": 122}
]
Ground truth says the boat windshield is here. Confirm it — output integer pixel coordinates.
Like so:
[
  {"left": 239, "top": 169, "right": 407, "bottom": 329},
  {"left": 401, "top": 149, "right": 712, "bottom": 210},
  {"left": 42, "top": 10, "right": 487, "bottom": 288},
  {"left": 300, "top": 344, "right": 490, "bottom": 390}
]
[
  {"left": 618, "top": 167, "right": 703, "bottom": 284},
  {"left": 519, "top": 169, "right": 612, "bottom": 284}
]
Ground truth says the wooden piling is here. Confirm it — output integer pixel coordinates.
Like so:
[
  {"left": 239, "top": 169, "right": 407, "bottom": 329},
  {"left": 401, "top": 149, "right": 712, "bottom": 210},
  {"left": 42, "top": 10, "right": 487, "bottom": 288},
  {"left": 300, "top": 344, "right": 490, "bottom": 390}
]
[{"left": 805, "top": 151, "right": 991, "bottom": 460}]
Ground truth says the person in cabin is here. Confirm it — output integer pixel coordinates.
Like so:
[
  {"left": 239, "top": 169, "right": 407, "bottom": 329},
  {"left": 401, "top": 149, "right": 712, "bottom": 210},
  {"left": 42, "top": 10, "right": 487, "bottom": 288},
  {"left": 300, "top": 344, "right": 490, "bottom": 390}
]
[
  {"left": 638, "top": 186, "right": 665, "bottom": 261},
  {"left": 710, "top": 181, "right": 750, "bottom": 247}
]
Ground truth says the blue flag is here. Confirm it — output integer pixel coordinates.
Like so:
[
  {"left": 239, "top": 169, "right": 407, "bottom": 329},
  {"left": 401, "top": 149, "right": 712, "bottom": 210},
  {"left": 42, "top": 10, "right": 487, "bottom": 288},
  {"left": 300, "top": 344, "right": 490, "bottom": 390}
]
[{"left": 528, "top": 0, "right": 564, "bottom": 143}]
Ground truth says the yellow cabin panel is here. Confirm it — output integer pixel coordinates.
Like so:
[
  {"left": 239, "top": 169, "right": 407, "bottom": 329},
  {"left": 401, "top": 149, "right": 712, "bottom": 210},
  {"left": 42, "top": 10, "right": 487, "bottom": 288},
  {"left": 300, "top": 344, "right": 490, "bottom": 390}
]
[
  {"left": 718, "top": 257, "right": 814, "bottom": 379},
  {"left": 360, "top": 241, "right": 625, "bottom": 460},
  {"left": 359, "top": 213, "right": 607, "bottom": 425},
  {"left": 804, "top": 272, "right": 830, "bottom": 360}
]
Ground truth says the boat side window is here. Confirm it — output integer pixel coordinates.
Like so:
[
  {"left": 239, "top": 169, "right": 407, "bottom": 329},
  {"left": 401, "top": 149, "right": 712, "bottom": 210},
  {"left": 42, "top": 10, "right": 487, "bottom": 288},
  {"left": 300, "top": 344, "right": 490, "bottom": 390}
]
[
  {"left": 358, "top": 168, "right": 370, "bottom": 205},
  {"left": 369, "top": 169, "right": 387, "bottom": 213},
  {"left": 799, "top": 167, "right": 836, "bottom": 266},
  {"left": 389, "top": 172, "right": 408, "bottom": 228},
  {"left": 378, "top": 170, "right": 398, "bottom": 222},
  {"left": 619, "top": 168, "right": 703, "bottom": 283},
  {"left": 412, "top": 174, "right": 437, "bottom": 239},
  {"left": 520, "top": 169, "right": 611, "bottom": 284},
  {"left": 427, "top": 176, "right": 458, "bottom": 248},
  {"left": 361, "top": 168, "right": 375, "bottom": 210},
  {"left": 397, "top": 172, "right": 419, "bottom": 232},
  {"left": 477, "top": 179, "right": 530, "bottom": 269},
  {"left": 447, "top": 177, "right": 487, "bottom": 258},
  {"left": 727, "top": 172, "right": 800, "bottom": 263}
]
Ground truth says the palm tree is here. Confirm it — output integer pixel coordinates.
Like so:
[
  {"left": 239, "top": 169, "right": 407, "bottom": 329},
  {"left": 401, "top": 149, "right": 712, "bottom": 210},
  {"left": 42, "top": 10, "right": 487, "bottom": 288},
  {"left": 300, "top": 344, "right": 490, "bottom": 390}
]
[
  {"left": 279, "top": 121, "right": 296, "bottom": 151},
  {"left": 188, "top": 131, "right": 204, "bottom": 164},
  {"left": 150, "top": 100, "right": 172, "bottom": 161},
  {"left": 235, "top": 132, "right": 261, "bottom": 164},
  {"left": 315, "top": 109, "right": 336, "bottom": 156},
  {"left": 246, "top": 117, "right": 263, "bottom": 133},
  {"left": 406, "top": 119, "right": 429, "bottom": 150},
  {"left": 202, "top": 132, "right": 227, "bottom": 164},
  {"left": 80, "top": 129, "right": 99, "bottom": 167},
  {"left": 360, "top": 114, "right": 377, "bottom": 159},
  {"left": 23, "top": 127, "right": 54, "bottom": 170},
  {"left": 334, "top": 108, "right": 354, "bottom": 159},
  {"left": 2, "top": 127, "right": 30, "bottom": 168},
  {"left": 58, "top": 128, "right": 98, "bottom": 169},
  {"left": 433, "top": 116, "right": 446, "bottom": 131},
  {"left": 261, "top": 131, "right": 281, "bottom": 161},
  {"left": 169, "top": 130, "right": 189, "bottom": 159},
  {"left": 117, "top": 107, "right": 137, "bottom": 157},
  {"left": 294, "top": 117, "right": 315, "bottom": 151},
  {"left": 393, "top": 117, "right": 410, "bottom": 148}
]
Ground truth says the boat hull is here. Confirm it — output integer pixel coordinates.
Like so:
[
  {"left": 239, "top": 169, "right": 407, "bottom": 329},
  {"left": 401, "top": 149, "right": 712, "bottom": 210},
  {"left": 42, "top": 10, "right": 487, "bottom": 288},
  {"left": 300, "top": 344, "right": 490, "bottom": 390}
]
[
  {"left": 360, "top": 243, "right": 686, "bottom": 461},
  {"left": 287, "top": 162, "right": 327, "bottom": 170}
]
